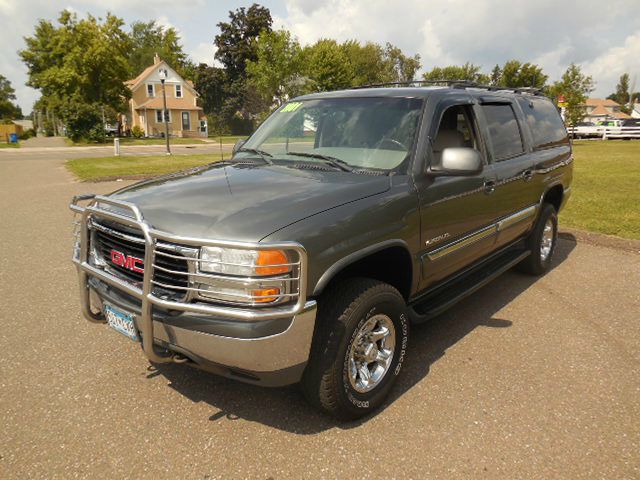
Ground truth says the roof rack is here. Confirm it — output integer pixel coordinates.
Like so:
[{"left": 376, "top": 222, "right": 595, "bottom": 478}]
[{"left": 352, "top": 79, "right": 545, "bottom": 96}]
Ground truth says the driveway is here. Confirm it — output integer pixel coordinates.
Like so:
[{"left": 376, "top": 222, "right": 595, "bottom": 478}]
[{"left": 0, "top": 153, "right": 638, "bottom": 479}]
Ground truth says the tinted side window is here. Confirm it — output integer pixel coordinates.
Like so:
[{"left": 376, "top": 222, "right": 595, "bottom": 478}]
[
  {"left": 481, "top": 104, "right": 524, "bottom": 161},
  {"left": 517, "top": 97, "right": 568, "bottom": 149}
]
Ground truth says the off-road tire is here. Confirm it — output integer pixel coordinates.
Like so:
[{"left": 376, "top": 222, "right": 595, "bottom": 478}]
[
  {"left": 301, "top": 278, "right": 409, "bottom": 420},
  {"left": 517, "top": 203, "right": 558, "bottom": 275}
]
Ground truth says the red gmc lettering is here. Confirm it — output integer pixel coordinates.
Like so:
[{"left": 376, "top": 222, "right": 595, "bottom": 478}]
[{"left": 110, "top": 249, "right": 144, "bottom": 273}]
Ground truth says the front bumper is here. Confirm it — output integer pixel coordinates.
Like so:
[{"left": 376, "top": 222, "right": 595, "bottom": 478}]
[{"left": 71, "top": 194, "right": 316, "bottom": 386}]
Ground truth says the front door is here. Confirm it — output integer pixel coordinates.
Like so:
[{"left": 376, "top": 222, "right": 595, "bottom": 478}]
[
  {"left": 415, "top": 96, "right": 498, "bottom": 291},
  {"left": 181, "top": 112, "right": 191, "bottom": 131}
]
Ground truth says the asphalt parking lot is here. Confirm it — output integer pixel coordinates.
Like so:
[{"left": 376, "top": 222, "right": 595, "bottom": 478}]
[{"left": 1, "top": 149, "right": 639, "bottom": 479}]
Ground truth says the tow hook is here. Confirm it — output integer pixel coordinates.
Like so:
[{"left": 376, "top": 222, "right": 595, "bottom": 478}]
[{"left": 172, "top": 353, "right": 190, "bottom": 364}]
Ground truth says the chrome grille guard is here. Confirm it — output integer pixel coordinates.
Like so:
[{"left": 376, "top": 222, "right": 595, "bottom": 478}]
[{"left": 70, "top": 194, "right": 309, "bottom": 364}]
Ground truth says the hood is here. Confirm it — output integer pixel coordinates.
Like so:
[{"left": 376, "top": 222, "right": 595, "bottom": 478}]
[{"left": 110, "top": 162, "right": 390, "bottom": 242}]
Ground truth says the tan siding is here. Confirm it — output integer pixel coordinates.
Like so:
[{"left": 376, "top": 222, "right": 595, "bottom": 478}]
[{"left": 126, "top": 65, "right": 204, "bottom": 137}]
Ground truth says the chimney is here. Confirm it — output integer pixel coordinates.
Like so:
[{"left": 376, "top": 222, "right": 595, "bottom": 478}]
[{"left": 153, "top": 53, "right": 160, "bottom": 65}]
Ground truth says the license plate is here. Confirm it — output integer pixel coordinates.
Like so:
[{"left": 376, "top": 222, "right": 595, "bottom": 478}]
[{"left": 104, "top": 304, "right": 139, "bottom": 342}]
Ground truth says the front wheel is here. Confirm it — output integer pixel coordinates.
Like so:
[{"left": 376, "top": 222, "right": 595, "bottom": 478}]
[
  {"left": 302, "top": 278, "right": 409, "bottom": 420},
  {"left": 517, "top": 203, "right": 558, "bottom": 275}
]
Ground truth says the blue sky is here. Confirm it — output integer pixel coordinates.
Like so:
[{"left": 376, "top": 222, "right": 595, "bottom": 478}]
[{"left": 1, "top": 0, "right": 639, "bottom": 112}]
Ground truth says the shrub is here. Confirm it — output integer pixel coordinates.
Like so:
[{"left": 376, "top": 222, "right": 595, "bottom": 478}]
[
  {"left": 59, "top": 100, "right": 103, "bottom": 142},
  {"left": 19, "top": 128, "right": 36, "bottom": 140},
  {"left": 131, "top": 125, "right": 144, "bottom": 138}
]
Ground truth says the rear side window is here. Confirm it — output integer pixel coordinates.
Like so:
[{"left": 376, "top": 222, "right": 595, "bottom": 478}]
[
  {"left": 517, "top": 97, "right": 568, "bottom": 149},
  {"left": 480, "top": 104, "right": 524, "bottom": 161}
]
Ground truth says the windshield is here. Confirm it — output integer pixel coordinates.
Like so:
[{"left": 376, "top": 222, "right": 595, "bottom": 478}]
[{"left": 241, "top": 97, "right": 423, "bottom": 172}]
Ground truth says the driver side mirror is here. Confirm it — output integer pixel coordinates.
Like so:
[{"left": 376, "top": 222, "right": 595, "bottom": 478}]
[
  {"left": 232, "top": 139, "right": 246, "bottom": 155},
  {"left": 429, "top": 147, "right": 483, "bottom": 176}
]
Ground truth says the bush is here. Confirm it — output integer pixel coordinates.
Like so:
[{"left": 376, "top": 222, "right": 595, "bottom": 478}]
[
  {"left": 131, "top": 125, "right": 144, "bottom": 138},
  {"left": 19, "top": 128, "right": 36, "bottom": 140},
  {"left": 60, "top": 100, "right": 103, "bottom": 142}
]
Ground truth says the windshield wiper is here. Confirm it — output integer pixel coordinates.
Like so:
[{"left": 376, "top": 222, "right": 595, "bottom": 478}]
[
  {"left": 236, "top": 147, "right": 274, "bottom": 165},
  {"left": 286, "top": 151, "right": 353, "bottom": 172}
]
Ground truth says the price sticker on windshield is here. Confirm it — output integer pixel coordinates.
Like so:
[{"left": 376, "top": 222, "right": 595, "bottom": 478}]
[{"left": 280, "top": 102, "right": 303, "bottom": 113}]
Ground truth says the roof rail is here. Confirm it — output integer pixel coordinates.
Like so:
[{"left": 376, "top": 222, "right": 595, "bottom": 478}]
[{"left": 352, "top": 79, "right": 545, "bottom": 96}]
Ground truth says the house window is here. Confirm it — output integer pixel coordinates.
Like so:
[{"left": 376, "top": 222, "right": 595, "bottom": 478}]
[
  {"left": 156, "top": 110, "right": 170, "bottom": 123},
  {"left": 175, "top": 84, "right": 183, "bottom": 98},
  {"left": 147, "top": 84, "right": 154, "bottom": 97}
]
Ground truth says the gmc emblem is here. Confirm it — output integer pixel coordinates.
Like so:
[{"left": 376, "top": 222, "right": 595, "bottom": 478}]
[{"left": 110, "top": 249, "right": 144, "bottom": 274}]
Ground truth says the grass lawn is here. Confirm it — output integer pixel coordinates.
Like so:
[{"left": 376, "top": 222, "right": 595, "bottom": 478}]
[
  {"left": 66, "top": 137, "right": 206, "bottom": 146},
  {"left": 561, "top": 140, "right": 640, "bottom": 240},
  {"left": 0, "top": 142, "right": 20, "bottom": 148},
  {"left": 67, "top": 153, "right": 222, "bottom": 181}
]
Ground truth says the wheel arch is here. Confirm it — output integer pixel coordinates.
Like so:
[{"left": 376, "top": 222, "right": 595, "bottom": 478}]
[
  {"left": 540, "top": 184, "right": 564, "bottom": 212},
  {"left": 312, "top": 240, "right": 414, "bottom": 301}
]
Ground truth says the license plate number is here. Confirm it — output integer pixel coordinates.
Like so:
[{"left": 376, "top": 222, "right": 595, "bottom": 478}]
[{"left": 104, "top": 304, "right": 139, "bottom": 342}]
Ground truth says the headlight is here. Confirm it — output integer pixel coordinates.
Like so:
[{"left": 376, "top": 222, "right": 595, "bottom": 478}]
[
  {"left": 197, "top": 247, "right": 294, "bottom": 306},
  {"left": 199, "top": 247, "right": 290, "bottom": 276}
]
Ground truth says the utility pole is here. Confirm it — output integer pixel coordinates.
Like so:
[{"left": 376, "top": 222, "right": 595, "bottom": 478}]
[{"left": 158, "top": 68, "right": 171, "bottom": 155}]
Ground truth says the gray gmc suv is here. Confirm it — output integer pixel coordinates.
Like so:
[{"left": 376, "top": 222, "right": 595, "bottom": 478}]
[{"left": 71, "top": 82, "right": 572, "bottom": 419}]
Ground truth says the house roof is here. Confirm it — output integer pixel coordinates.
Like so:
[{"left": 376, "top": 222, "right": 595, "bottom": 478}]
[
  {"left": 125, "top": 57, "right": 198, "bottom": 97},
  {"left": 585, "top": 98, "right": 620, "bottom": 107},
  {"left": 585, "top": 98, "right": 631, "bottom": 118},
  {"left": 588, "top": 105, "right": 631, "bottom": 118},
  {"left": 125, "top": 63, "right": 157, "bottom": 88},
  {"left": 135, "top": 97, "right": 203, "bottom": 111}
]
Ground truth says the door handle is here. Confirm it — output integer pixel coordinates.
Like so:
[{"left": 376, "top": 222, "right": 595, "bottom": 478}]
[
  {"left": 484, "top": 180, "right": 496, "bottom": 194},
  {"left": 522, "top": 169, "right": 534, "bottom": 182}
]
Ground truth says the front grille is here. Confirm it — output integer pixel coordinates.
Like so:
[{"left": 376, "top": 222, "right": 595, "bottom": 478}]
[{"left": 92, "top": 221, "right": 190, "bottom": 298}]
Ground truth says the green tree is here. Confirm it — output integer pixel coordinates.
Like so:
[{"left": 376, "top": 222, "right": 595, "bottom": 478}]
[
  {"left": 213, "top": 3, "right": 273, "bottom": 132},
  {"left": 489, "top": 64, "right": 502, "bottom": 85},
  {"left": 128, "top": 21, "right": 194, "bottom": 79},
  {"left": 422, "top": 62, "right": 489, "bottom": 83},
  {"left": 214, "top": 3, "right": 272, "bottom": 79},
  {"left": 498, "top": 60, "right": 547, "bottom": 88},
  {"left": 246, "top": 29, "right": 304, "bottom": 106},
  {"left": 341, "top": 41, "right": 388, "bottom": 86},
  {"left": 194, "top": 63, "right": 227, "bottom": 115},
  {"left": 20, "top": 10, "right": 131, "bottom": 138},
  {"left": 301, "top": 39, "right": 354, "bottom": 91},
  {"left": 607, "top": 73, "right": 631, "bottom": 114},
  {"left": 548, "top": 63, "right": 594, "bottom": 127},
  {"left": 0, "top": 74, "right": 22, "bottom": 119},
  {"left": 383, "top": 43, "right": 421, "bottom": 83}
]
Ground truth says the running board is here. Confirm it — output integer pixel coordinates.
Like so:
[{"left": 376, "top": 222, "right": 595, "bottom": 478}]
[{"left": 408, "top": 247, "right": 531, "bottom": 324}]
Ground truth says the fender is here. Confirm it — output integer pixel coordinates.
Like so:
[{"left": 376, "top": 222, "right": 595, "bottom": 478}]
[{"left": 312, "top": 239, "right": 413, "bottom": 296}]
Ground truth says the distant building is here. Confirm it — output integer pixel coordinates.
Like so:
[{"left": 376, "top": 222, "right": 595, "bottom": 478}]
[
  {"left": 631, "top": 101, "right": 640, "bottom": 119},
  {"left": 12, "top": 119, "right": 33, "bottom": 130},
  {"left": 124, "top": 54, "right": 207, "bottom": 138},
  {"left": 583, "top": 98, "right": 631, "bottom": 123}
]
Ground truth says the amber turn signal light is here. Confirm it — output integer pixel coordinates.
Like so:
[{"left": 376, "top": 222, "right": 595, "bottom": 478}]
[
  {"left": 255, "top": 250, "right": 290, "bottom": 275},
  {"left": 252, "top": 287, "right": 280, "bottom": 303}
]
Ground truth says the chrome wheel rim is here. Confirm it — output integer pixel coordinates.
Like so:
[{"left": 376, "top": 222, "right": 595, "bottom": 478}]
[
  {"left": 347, "top": 314, "right": 396, "bottom": 393},
  {"left": 540, "top": 219, "right": 554, "bottom": 261}
]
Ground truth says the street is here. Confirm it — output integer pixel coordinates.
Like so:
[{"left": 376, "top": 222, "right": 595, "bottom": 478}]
[{"left": 0, "top": 149, "right": 639, "bottom": 479}]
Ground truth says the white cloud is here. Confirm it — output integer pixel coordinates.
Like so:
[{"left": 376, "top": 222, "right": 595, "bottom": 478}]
[
  {"left": 277, "top": 0, "right": 640, "bottom": 95},
  {"left": 191, "top": 42, "right": 221, "bottom": 67},
  {"left": 583, "top": 33, "right": 640, "bottom": 97},
  {"left": 2, "top": 0, "right": 639, "bottom": 112}
]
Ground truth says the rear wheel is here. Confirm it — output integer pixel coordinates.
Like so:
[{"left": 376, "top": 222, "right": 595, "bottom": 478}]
[
  {"left": 517, "top": 203, "right": 558, "bottom": 275},
  {"left": 302, "top": 278, "right": 409, "bottom": 420}
]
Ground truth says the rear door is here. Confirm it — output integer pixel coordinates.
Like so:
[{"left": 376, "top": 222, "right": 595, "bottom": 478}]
[
  {"left": 415, "top": 94, "right": 499, "bottom": 290},
  {"left": 476, "top": 99, "right": 539, "bottom": 247}
]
